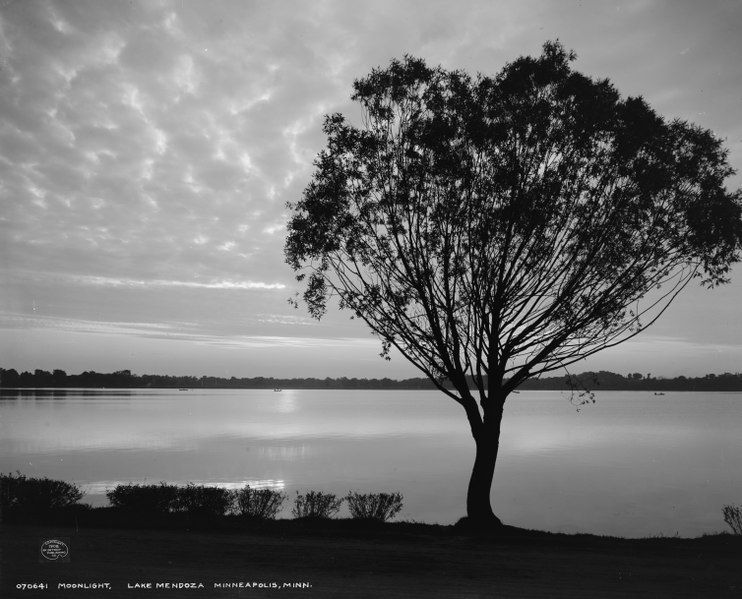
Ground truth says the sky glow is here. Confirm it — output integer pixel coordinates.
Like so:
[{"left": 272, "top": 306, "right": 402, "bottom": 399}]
[{"left": 1, "top": 0, "right": 741, "bottom": 378}]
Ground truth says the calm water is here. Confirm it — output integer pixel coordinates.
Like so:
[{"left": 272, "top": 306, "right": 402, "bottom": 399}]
[{"left": 1, "top": 388, "right": 740, "bottom": 537}]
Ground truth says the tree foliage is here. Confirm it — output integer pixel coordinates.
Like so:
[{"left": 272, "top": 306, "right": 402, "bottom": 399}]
[
  {"left": 286, "top": 42, "right": 741, "bottom": 405},
  {"left": 1, "top": 472, "right": 84, "bottom": 513},
  {"left": 292, "top": 491, "right": 343, "bottom": 519},
  {"left": 234, "top": 486, "right": 286, "bottom": 519},
  {"left": 346, "top": 491, "right": 403, "bottom": 522}
]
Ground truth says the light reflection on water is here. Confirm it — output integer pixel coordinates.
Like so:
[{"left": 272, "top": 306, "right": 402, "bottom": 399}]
[
  {"left": 79, "top": 479, "right": 286, "bottom": 495},
  {"left": 1, "top": 388, "right": 740, "bottom": 537}
]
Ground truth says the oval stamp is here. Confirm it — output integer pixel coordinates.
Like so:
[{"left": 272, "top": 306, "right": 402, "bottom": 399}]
[{"left": 40, "top": 539, "right": 69, "bottom": 561}]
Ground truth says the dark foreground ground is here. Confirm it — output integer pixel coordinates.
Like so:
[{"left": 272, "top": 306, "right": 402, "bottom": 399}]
[{"left": 2, "top": 516, "right": 741, "bottom": 599}]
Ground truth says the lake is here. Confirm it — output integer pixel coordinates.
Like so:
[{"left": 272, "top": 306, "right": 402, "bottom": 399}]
[{"left": 1, "top": 388, "right": 739, "bottom": 538}]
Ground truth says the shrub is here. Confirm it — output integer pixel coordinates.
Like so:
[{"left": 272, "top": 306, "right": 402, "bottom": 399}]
[
  {"left": 292, "top": 491, "right": 343, "bottom": 519},
  {"left": 106, "top": 483, "right": 178, "bottom": 513},
  {"left": 346, "top": 491, "right": 403, "bottom": 522},
  {"left": 1, "top": 472, "right": 84, "bottom": 513},
  {"left": 235, "top": 486, "right": 286, "bottom": 519},
  {"left": 174, "top": 484, "right": 234, "bottom": 516},
  {"left": 723, "top": 504, "right": 742, "bottom": 535}
]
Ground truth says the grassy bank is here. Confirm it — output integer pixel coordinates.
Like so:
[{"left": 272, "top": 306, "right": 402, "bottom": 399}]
[{"left": 3, "top": 513, "right": 741, "bottom": 598}]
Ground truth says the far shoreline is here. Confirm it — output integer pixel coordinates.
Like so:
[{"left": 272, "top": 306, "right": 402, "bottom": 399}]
[
  {"left": 3, "top": 367, "right": 742, "bottom": 392},
  {"left": 4, "top": 386, "right": 742, "bottom": 393}
]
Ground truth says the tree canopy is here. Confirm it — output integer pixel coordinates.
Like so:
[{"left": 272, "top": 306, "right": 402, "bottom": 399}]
[{"left": 286, "top": 42, "right": 741, "bottom": 404}]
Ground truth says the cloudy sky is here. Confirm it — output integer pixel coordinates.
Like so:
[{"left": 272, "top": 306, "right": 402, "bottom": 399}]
[{"left": 1, "top": 0, "right": 741, "bottom": 378}]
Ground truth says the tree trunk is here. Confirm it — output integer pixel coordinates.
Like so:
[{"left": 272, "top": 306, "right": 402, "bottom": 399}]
[{"left": 465, "top": 404, "right": 505, "bottom": 526}]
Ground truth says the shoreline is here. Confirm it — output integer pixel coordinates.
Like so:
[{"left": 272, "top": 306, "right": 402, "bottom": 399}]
[{"left": 3, "top": 518, "right": 741, "bottom": 598}]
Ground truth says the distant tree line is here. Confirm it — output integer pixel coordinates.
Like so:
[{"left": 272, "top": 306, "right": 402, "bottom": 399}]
[
  {"left": 1, "top": 367, "right": 742, "bottom": 391},
  {"left": 519, "top": 370, "right": 742, "bottom": 392}
]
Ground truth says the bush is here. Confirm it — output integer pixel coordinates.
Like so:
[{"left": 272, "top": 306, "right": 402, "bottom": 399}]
[
  {"left": 292, "top": 491, "right": 343, "bottom": 519},
  {"left": 346, "top": 491, "right": 403, "bottom": 522},
  {"left": 106, "top": 483, "right": 178, "bottom": 513},
  {"left": 723, "top": 504, "right": 742, "bottom": 535},
  {"left": 235, "top": 486, "right": 286, "bottom": 519},
  {"left": 174, "top": 484, "right": 234, "bottom": 516},
  {"left": 1, "top": 472, "right": 84, "bottom": 513}
]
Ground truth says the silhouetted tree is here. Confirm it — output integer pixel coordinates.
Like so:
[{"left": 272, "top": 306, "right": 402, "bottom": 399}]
[
  {"left": 0, "top": 368, "right": 19, "bottom": 387},
  {"left": 34, "top": 369, "right": 52, "bottom": 387},
  {"left": 285, "top": 42, "right": 742, "bottom": 526},
  {"left": 52, "top": 369, "right": 67, "bottom": 386}
]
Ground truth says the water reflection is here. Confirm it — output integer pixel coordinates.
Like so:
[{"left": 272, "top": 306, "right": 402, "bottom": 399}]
[
  {"left": 1, "top": 388, "right": 139, "bottom": 398},
  {"left": 257, "top": 445, "right": 310, "bottom": 460},
  {"left": 274, "top": 389, "right": 299, "bottom": 414},
  {"left": 1, "top": 388, "right": 740, "bottom": 537},
  {"left": 79, "top": 478, "right": 286, "bottom": 497}
]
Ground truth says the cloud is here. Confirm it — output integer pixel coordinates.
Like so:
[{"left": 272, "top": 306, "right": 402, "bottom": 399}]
[
  {"left": 0, "top": 311, "right": 375, "bottom": 351},
  {"left": 0, "top": 1, "right": 315, "bottom": 288},
  {"left": 1, "top": 0, "right": 740, "bottom": 375},
  {"left": 65, "top": 274, "right": 286, "bottom": 290}
]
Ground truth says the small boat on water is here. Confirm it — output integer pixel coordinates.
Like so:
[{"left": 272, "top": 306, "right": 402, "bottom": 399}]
[
  {"left": 653, "top": 392, "right": 666, "bottom": 396},
  {"left": 273, "top": 388, "right": 282, "bottom": 392},
  {"left": 178, "top": 388, "right": 189, "bottom": 391}
]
